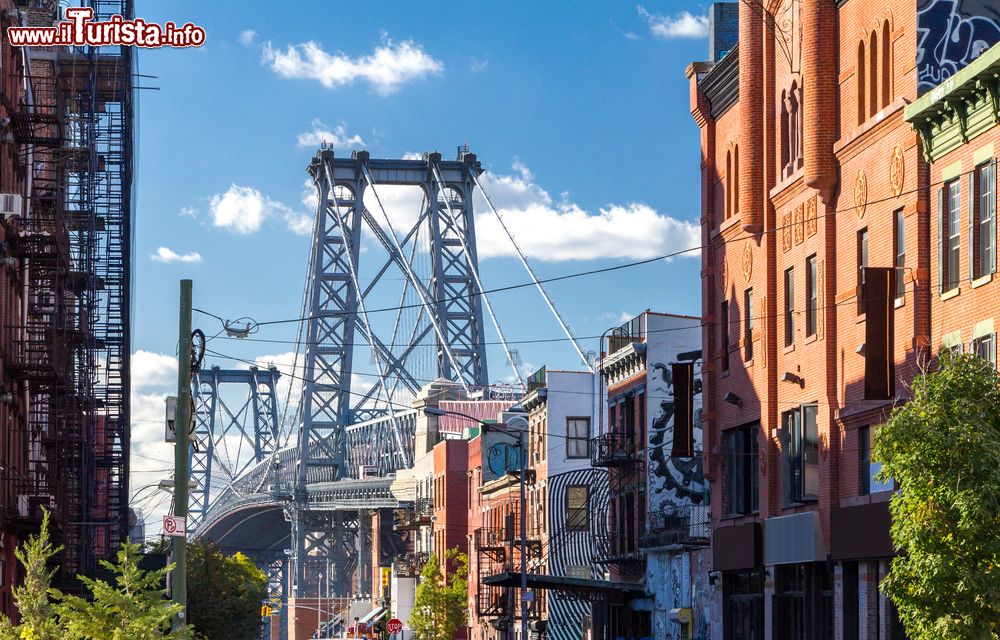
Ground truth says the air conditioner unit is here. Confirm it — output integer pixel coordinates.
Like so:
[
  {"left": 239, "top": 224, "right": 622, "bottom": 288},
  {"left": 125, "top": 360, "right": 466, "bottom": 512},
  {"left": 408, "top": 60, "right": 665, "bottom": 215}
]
[
  {"left": 0, "top": 194, "right": 23, "bottom": 222},
  {"left": 17, "top": 494, "right": 54, "bottom": 519}
]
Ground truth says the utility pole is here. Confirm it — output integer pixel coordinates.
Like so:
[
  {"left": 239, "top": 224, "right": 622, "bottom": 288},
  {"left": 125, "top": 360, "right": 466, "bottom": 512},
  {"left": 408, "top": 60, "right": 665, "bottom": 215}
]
[{"left": 172, "top": 279, "right": 193, "bottom": 628}]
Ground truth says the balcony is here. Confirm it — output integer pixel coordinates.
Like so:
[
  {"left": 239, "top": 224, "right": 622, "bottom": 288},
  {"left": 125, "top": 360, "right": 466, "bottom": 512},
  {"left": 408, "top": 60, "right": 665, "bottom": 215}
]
[
  {"left": 392, "top": 551, "right": 429, "bottom": 578},
  {"left": 393, "top": 497, "right": 434, "bottom": 530},
  {"left": 593, "top": 532, "right": 644, "bottom": 567},
  {"left": 640, "top": 504, "right": 710, "bottom": 549},
  {"left": 590, "top": 432, "right": 636, "bottom": 467}
]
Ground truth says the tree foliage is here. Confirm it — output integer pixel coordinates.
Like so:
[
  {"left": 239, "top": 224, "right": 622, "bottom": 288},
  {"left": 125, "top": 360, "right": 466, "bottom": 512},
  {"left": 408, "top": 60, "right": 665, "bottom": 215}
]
[
  {"left": 409, "top": 549, "right": 468, "bottom": 640},
  {"left": 185, "top": 541, "right": 267, "bottom": 640},
  {"left": 59, "top": 541, "right": 191, "bottom": 640},
  {"left": 874, "top": 352, "right": 1000, "bottom": 639},
  {"left": 0, "top": 509, "right": 64, "bottom": 640}
]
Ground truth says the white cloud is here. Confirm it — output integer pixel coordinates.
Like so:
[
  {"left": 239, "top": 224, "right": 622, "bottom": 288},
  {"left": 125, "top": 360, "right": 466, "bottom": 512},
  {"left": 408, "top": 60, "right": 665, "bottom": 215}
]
[
  {"left": 469, "top": 57, "right": 489, "bottom": 73},
  {"left": 208, "top": 183, "right": 310, "bottom": 235},
  {"left": 132, "top": 350, "right": 177, "bottom": 389},
  {"left": 472, "top": 166, "right": 700, "bottom": 261},
  {"left": 179, "top": 206, "right": 198, "bottom": 218},
  {"left": 150, "top": 246, "right": 202, "bottom": 263},
  {"left": 637, "top": 6, "right": 709, "bottom": 39},
  {"left": 297, "top": 119, "right": 365, "bottom": 149},
  {"left": 401, "top": 152, "right": 424, "bottom": 161},
  {"left": 262, "top": 36, "right": 443, "bottom": 95},
  {"left": 353, "top": 162, "right": 699, "bottom": 262},
  {"left": 238, "top": 29, "right": 256, "bottom": 46}
]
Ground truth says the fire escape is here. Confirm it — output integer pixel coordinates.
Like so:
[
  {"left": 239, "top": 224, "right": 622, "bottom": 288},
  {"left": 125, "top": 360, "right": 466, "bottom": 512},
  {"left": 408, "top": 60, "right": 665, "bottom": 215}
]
[
  {"left": 4, "top": 0, "right": 132, "bottom": 583},
  {"left": 591, "top": 431, "right": 646, "bottom": 580},
  {"left": 473, "top": 512, "right": 544, "bottom": 633}
]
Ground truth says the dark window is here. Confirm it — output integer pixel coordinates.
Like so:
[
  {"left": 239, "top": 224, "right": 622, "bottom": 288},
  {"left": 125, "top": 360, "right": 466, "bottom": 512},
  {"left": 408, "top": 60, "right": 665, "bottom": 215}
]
[
  {"left": 945, "top": 179, "right": 961, "bottom": 291},
  {"left": 774, "top": 565, "right": 806, "bottom": 640},
  {"left": 723, "top": 424, "right": 759, "bottom": 516},
  {"left": 566, "top": 418, "right": 590, "bottom": 458},
  {"left": 784, "top": 267, "right": 795, "bottom": 347},
  {"left": 721, "top": 299, "right": 730, "bottom": 372},
  {"left": 566, "top": 485, "right": 589, "bottom": 531},
  {"left": 782, "top": 404, "right": 819, "bottom": 504},
  {"left": 975, "top": 161, "right": 996, "bottom": 279},
  {"left": 859, "top": 425, "right": 893, "bottom": 495},
  {"left": 842, "top": 561, "right": 859, "bottom": 640},
  {"left": 857, "top": 40, "right": 866, "bottom": 126},
  {"left": 973, "top": 333, "right": 996, "bottom": 367},
  {"left": 724, "top": 570, "right": 765, "bottom": 640},
  {"left": 894, "top": 209, "right": 906, "bottom": 299},
  {"left": 857, "top": 228, "right": 869, "bottom": 314},
  {"left": 806, "top": 255, "right": 818, "bottom": 337},
  {"left": 744, "top": 288, "right": 754, "bottom": 361}
]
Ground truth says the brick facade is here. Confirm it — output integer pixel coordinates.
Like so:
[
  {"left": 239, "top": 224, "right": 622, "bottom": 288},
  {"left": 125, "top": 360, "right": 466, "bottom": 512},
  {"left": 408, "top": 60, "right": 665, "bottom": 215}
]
[{"left": 683, "top": 1, "right": 996, "bottom": 638}]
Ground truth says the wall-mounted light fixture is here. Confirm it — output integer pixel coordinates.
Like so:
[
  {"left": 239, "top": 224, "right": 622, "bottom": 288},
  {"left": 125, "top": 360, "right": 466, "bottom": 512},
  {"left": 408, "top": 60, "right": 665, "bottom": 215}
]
[
  {"left": 781, "top": 371, "right": 803, "bottom": 387},
  {"left": 723, "top": 392, "right": 742, "bottom": 407},
  {"left": 856, "top": 343, "right": 866, "bottom": 356}
]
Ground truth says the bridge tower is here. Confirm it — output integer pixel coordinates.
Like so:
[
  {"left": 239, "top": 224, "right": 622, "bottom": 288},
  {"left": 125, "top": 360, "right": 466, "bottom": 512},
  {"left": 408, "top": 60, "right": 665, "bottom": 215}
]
[{"left": 292, "top": 149, "right": 491, "bottom": 598}]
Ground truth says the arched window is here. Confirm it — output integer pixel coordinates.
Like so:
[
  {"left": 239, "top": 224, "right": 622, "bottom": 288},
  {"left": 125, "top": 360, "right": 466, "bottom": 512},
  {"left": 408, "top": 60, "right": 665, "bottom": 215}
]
[
  {"left": 881, "top": 20, "right": 891, "bottom": 108},
  {"left": 725, "top": 149, "right": 732, "bottom": 220},
  {"left": 780, "top": 89, "right": 790, "bottom": 169},
  {"left": 857, "top": 41, "right": 866, "bottom": 125},
  {"left": 869, "top": 31, "right": 878, "bottom": 117},
  {"left": 734, "top": 143, "right": 740, "bottom": 217}
]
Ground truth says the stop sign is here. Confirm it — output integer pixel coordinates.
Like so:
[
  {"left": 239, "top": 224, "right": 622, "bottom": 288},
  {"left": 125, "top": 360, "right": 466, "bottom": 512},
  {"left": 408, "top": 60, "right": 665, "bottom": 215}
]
[{"left": 386, "top": 618, "right": 404, "bottom": 634}]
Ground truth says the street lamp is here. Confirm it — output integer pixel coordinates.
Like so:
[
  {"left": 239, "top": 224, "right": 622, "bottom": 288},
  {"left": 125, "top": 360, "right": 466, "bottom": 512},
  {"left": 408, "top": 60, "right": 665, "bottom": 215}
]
[{"left": 423, "top": 405, "right": 531, "bottom": 640}]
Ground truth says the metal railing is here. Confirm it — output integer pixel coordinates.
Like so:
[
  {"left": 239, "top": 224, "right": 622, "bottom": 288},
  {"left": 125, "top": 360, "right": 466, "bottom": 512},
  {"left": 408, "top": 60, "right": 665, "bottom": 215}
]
[
  {"left": 642, "top": 504, "right": 711, "bottom": 548},
  {"left": 590, "top": 432, "right": 636, "bottom": 467}
]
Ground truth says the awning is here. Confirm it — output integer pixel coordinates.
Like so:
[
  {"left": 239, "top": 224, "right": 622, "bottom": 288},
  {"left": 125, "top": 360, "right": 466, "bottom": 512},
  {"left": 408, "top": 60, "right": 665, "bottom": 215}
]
[
  {"left": 482, "top": 571, "right": 645, "bottom": 604},
  {"left": 358, "top": 606, "right": 387, "bottom": 627}
]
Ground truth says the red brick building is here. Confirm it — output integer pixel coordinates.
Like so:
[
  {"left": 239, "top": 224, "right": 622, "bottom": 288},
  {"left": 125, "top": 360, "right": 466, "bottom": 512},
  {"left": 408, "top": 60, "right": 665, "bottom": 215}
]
[{"left": 688, "top": 2, "right": 998, "bottom": 639}]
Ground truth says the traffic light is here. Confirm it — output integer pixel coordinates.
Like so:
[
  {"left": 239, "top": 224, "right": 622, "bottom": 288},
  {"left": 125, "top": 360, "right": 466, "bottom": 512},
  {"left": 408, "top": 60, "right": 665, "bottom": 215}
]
[{"left": 261, "top": 604, "right": 273, "bottom": 618}]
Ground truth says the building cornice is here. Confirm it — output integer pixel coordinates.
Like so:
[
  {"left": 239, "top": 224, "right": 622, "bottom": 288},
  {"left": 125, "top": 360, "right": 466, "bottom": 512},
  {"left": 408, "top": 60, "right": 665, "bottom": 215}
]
[
  {"left": 905, "top": 42, "right": 1000, "bottom": 163},
  {"left": 600, "top": 343, "right": 647, "bottom": 387},
  {"left": 699, "top": 44, "right": 740, "bottom": 119}
]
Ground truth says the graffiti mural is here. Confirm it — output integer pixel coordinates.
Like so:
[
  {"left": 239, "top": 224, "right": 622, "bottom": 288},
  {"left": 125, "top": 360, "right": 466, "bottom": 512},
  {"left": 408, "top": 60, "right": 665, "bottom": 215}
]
[
  {"left": 917, "top": 0, "right": 1000, "bottom": 94},
  {"left": 486, "top": 441, "right": 523, "bottom": 478},
  {"left": 647, "top": 362, "right": 706, "bottom": 509}
]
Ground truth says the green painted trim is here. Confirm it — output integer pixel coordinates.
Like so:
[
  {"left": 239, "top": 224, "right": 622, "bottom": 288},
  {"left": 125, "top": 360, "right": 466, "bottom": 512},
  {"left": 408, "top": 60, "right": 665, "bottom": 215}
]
[
  {"left": 942, "top": 161, "right": 963, "bottom": 182},
  {"left": 974, "top": 143, "right": 995, "bottom": 165},
  {"left": 906, "top": 42, "right": 1000, "bottom": 119},
  {"left": 973, "top": 319, "right": 995, "bottom": 339},
  {"left": 942, "top": 330, "right": 963, "bottom": 348}
]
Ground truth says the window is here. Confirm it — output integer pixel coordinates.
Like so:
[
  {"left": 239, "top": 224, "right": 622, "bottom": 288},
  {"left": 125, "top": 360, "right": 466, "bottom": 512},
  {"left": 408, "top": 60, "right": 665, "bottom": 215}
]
[
  {"left": 857, "top": 40, "right": 866, "bottom": 126},
  {"left": 806, "top": 255, "right": 817, "bottom": 337},
  {"left": 973, "top": 333, "right": 996, "bottom": 367},
  {"left": 944, "top": 180, "right": 961, "bottom": 291},
  {"left": 723, "top": 424, "right": 759, "bottom": 516},
  {"left": 724, "top": 570, "right": 765, "bottom": 640},
  {"left": 782, "top": 404, "right": 819, "bottom": 504},
  {"left": 566, "top": 417, "right": 590, "bottom": 458},
  {"left": 894, "top": 209, "right": 906, "bottom": 299},
  {"left": 721, "top": 299, "right": 730, "bottom": 371},
  {"left": 869, "top": 30, "right": 878, "bottom": 117},
  {"left": 566, "top": 485, "right": 590, "bottom": 530},
  {"left": 566, "top": 565, "right": 590, "bottom": 580},
  {"left": 784, "top": 267, "right": 795, "bottom": 347},
  {"left": 734, "top": 144, "right": 740, "bottom": 218},
  {"left": 881, "top": 20, "right": 891, "bottom": 109},
  {"left": 857, "top": 228, "right": 868, "bottom": 313},
  {"left": 974, "top": 161, "right": 996, "bottom": 279},
  {"left": 744, "top": 288, "right": 754, "bottom": 361},
  {"left": 726, "top": 150, "right": 732, "bottom": 220},
  {"left": 859, "top": 426, "right": 893, "bottom": 494}
]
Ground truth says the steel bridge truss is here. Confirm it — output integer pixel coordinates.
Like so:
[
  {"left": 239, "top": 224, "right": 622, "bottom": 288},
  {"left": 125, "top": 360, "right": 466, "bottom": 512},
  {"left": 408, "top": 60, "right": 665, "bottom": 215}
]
[{"left": 189, "top": 366, "right": 281, "bottom": 530}]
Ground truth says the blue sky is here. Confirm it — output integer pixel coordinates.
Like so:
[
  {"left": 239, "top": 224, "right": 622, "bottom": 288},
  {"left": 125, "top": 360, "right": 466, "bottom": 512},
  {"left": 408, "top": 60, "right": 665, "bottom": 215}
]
[{"left": 128, "top": 1, "right": 711, "bottom": 528}]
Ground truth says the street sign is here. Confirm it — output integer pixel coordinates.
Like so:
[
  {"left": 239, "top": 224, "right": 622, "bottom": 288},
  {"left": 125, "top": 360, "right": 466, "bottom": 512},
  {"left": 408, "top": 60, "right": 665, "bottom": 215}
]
[
  {"left": 162, "top": 515, "right": 186, "bottom": 537},
  {"left": 386, "top": 618, "right": 403, "bottom": 634}
]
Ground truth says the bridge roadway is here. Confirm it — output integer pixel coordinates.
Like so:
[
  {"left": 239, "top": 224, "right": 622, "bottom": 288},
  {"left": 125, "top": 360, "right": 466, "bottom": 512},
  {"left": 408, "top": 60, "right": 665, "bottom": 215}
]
[{"left": 192, "top": 409, "right": 415, "bottom": 567}]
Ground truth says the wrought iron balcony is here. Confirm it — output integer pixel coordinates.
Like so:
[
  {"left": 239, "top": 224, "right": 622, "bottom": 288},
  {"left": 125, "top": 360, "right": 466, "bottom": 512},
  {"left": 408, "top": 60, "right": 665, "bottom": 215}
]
[
  {"left": 393, "top": 497, "right": 434, "bottom": 530},
  {"left": 392, "top": 551, "right": 429, "bottom": 578},
  {"left": 640, "top": 504, "right": 710, "bottom": 549},
  {"left": 590, "top": 431, "right": 636, "bottom": 467}
]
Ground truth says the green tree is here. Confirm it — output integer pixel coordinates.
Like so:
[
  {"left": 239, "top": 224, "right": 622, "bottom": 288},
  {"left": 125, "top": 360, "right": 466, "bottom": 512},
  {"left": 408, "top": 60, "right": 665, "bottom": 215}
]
[
  {"left": 59, "top": 541, "right": 191, "bottom": 640},
  {"left": 874, "top": 352, "right": 1000, "bottom": 639},
  {"left": 409, "top": 549, "right": 468, "bottom": 640},
  {"left": 0, "top": 509, "right": 65, "bottom": 640},
  {"left": 185, "top": 541, "right": 267, "bottom": 640}
]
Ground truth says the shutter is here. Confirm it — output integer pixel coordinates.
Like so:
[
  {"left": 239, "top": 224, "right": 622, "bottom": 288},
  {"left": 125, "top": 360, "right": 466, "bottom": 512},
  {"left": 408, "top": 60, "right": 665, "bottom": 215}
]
[
  {"left": 992, "top": 158, "right": 998, "bottom": 275},
  {"left": 970, "top": 171, "right": 976, "bottom": 280},
  {"left": 937, "top": 188, "right": 944, "bottom": 293}
]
